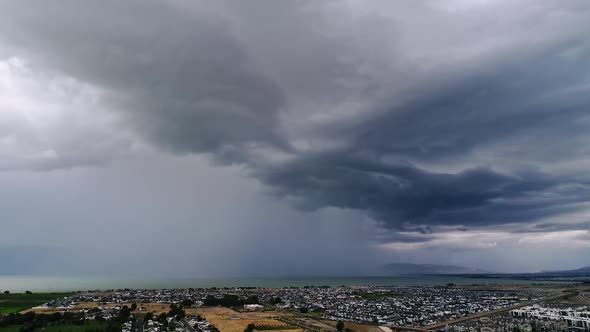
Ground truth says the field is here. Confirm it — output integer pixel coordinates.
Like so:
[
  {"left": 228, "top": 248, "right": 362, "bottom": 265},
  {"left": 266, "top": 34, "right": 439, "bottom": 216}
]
[
  {"left": 39, "top": 320, "right": 107, "bottom": 332},
  {"left": 0, "top": 321, "right": 107, "bottom": 332},
  {"left": 0, "top": 326, "right": 22, "bottom": 332},
  {"left": 544, "top": 290, "right": 590, "bottom": 307},
  {"left": 196, "top": 307, "right": 303, "bottom": 332},
  {"left": 0, "top": 293, "right": 74, "bottom": 314}
]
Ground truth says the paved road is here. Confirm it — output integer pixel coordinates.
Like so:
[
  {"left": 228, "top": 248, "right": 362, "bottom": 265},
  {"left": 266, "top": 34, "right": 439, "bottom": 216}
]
[
  {"left": 182, "top": 319, "right": 197, "bottom": 332},
  {"left": 137, "top": 318, "right": 144, "bottom": 332}
]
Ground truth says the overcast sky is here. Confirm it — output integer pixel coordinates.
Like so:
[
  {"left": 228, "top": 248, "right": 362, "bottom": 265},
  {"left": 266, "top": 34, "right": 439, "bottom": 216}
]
[{"left": 1, "top": 0, "right": 590, "bottom": 277}]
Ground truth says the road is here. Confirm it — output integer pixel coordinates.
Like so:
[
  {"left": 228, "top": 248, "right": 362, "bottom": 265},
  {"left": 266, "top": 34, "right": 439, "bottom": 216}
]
[
  {"left": 137, "top": 318, "right": 144, "bottom": 332},
  {"left": 182, "top": 319, "right": 197, "bottom": 332}
]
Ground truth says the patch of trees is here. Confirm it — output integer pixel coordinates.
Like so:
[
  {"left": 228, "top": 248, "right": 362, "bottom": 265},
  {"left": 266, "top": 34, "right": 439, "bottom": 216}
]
[
  {"left": 144, "top": 312, "right": 154, "bottom": 322},
  {"left": 203, "top": 295, "right": 259, "bottom": 308},
  {"left": 269, "top": 297, "right": 282, "bottom": 305},
  {"left": 181, "top": 299, "right": 194, "bottom": 307},
  {"left": 0, "top": 312, "right": 84, "bottom": 328},
  {"left": 168, "top": 304, "right": 186, "bottom": 318},
  {"left": 114, "top": 306, "right": 132, "bottom": 324}
]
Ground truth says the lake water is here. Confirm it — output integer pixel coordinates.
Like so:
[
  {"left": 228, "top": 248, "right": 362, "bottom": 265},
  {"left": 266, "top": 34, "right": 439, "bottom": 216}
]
[{"left": 0, "top": 275, "right": 573, "bottom": 292}]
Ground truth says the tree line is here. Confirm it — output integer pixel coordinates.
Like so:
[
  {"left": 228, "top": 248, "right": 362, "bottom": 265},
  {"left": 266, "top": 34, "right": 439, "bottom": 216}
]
[{"left": 203, "top": 294, "right": 259, "bottom": 307}]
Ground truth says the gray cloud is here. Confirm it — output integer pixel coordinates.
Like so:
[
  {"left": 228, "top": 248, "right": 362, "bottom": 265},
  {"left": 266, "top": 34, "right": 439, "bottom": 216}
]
[
  {"left": 1, "top": 0, "right": 289, "bottom": 163},
  {"left": 1, "top": 0, "right": 590, "bottom": 270},
  {"left": 256, "top": 153, "right": 590, "bottom": 230},
  {"left": 345, "top": 39, "right": 590, "bottom": 166}
]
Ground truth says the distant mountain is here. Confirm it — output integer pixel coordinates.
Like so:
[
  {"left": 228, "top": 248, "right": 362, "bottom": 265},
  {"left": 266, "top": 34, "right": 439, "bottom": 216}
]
[
  {"left": 536, "top": 266, "right": 590, "bottom": 276},
  {"left": 383, "top": 263, "right": 491, "bottom": 275}
]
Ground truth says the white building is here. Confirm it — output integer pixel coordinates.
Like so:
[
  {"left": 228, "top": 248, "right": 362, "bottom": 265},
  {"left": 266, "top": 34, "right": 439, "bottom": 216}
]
[{"left": 244, "top": 304, "right": 264, "bottom": 311}]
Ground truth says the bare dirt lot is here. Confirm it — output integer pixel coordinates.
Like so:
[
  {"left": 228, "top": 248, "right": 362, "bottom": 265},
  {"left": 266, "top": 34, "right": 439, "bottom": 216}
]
[{"left": 195, "top": 307, "right": 303, "bottom": 332}]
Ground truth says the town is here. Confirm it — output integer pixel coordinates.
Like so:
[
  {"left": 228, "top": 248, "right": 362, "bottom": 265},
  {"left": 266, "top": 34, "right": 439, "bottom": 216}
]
[
  {"left": 2, "top": 284, "right": 587, "bottom": 332},
  {"left": 34, "top": 286, "right": 548, "bottom": 327}
]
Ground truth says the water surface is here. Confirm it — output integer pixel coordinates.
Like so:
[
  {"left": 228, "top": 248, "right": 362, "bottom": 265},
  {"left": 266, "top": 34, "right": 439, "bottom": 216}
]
[{"left": 0, "top": 275, "right": 574, "bottom": 292}]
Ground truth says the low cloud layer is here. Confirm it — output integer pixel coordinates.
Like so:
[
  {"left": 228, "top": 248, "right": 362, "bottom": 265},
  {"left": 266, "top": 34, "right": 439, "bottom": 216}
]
[{"left": 1, "top": 0, "right": 589, "bottom": 273}]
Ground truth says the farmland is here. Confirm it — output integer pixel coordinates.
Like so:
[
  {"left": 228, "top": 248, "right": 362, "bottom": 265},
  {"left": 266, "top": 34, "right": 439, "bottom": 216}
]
[
  {"left": 0, "top": 318, "right": 108, "bottom": 332},
  {"left": 196, "top": 307, "right": 303, "bottom": 332},
  {"left": 0, "top": 292, "right": 74, "bottom": 314}
]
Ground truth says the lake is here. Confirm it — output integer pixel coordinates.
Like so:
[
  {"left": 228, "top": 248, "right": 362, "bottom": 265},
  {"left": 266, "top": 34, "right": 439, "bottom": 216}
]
[{"left": 0, "top": 275, "right": 574, "bottom": 292}]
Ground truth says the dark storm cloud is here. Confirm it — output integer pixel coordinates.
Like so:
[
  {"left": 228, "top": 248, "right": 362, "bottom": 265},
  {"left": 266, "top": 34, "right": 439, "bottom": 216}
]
[
  {"left": 2, "top": 0, "right": 590, "bottom": 241},
  {"left": 256, "top": 153, "right": 590, "bottom": 229},
  {"left": 317, "top": 37, "right": 590, "bottom": 166}
]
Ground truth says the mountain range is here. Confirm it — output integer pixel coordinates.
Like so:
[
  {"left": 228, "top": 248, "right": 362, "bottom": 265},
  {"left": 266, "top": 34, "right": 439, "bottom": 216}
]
[
  {"left": 383, "top": 263, "right": 590, "bottom": 277},
  {"left": 535, "top": 266, "right": 590, "bottom": 276}
]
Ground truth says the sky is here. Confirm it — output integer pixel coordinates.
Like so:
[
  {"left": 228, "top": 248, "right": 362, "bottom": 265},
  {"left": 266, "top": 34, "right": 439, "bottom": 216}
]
[{"left": 1, "top": 0, "right": 590, "bottom": 277}]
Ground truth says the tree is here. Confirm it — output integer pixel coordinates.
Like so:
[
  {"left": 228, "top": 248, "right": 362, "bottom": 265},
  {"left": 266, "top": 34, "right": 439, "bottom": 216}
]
[
  {"left": 345, "top": 329, "right": 353, "bottom": 332},
  {"left": 336, "top": 320, "right": 345, "bottom": 332},
  {"left": 131, "top": 303, "right": 137, "bottom": 311},
  {"left": 144, "top": 312, "right": 154, "bottom": 322},
  {"left": 26, "top": 291, "right": 33, "bottom": 294},
  {"left": 4, "top": 291, "right": 9, "bottom": 295},
  {"left": 181, "top": 299, "right": 194, "bottom": 307},
  {"left": 158, "top": 313, "right": 167, "bottom": 322},
  {"left": 244, "top": 296, "right": 259, "bottom": 304},
  {"left": 105, "top": 322, "right": 122, "bottom": 332},
  {"left": 168, "top": 304, "right": 185, "bottom": 319},
  {"left": 116, "top": 307, "right": 131, "bottom": 324},
  {"left": 244, "top": 324, "right": 255, "bottom": 332}
]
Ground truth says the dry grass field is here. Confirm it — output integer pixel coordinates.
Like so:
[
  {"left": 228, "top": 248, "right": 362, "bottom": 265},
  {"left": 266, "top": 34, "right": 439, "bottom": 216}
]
[
  {"left": 27, "top": 304, "right": 304, "bottom": 332},
  {"left": 545, "top": 291, "right": 590, "bottom": 307},
  {"left": 195, "top": 307, "right": 303, "bottom": 332}
]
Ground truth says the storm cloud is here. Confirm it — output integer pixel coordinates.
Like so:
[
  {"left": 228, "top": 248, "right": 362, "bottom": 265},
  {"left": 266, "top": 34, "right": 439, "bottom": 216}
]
[
  {"left": 1, "top": 0, "right": 590, "bottom": 274},
  {"left": 257, "top": 153, "right": 590, "bottom": 230}
]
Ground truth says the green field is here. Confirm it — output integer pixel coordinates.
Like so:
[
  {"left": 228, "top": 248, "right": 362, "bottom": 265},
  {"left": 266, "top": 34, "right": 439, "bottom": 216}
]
[
  {"left": 0, "top": 292, "right": 74, "bottom": 314},
  {"left": 0, "top": 321, "right": 108, "bottom": 332},
  {"left": 39, "top": 321, "right": 107, "bottom": 332},
  {"left": 0, "top": 326, "right": 22, "bottom": 332}
]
